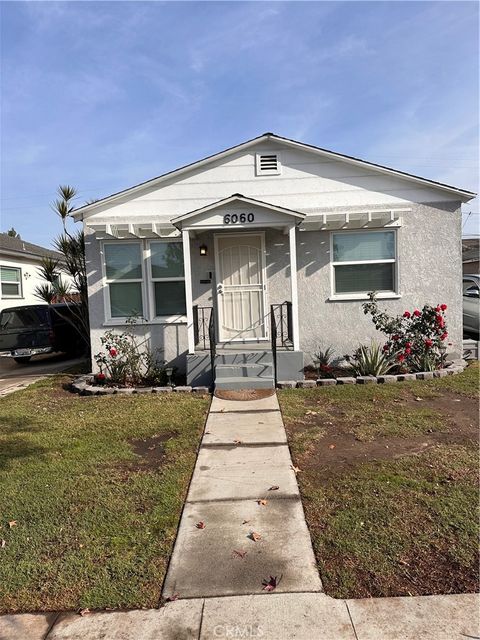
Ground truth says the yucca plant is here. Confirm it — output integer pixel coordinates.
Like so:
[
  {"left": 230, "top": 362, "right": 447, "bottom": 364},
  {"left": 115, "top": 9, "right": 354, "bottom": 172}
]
[{"left": 345, "top": 342, "right": 396, "bottom": 377}]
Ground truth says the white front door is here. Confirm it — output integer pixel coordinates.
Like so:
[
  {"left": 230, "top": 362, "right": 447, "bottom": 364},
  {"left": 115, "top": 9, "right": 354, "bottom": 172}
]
[{"left": 215, "top": 233, "right": 267, "bottom": 342}]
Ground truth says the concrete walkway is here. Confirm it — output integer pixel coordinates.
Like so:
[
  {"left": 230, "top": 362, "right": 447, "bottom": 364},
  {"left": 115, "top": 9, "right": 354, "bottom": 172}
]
[
  {"left": 162, "top": 393, "right": 322, "bottom": 598},
  {"left": 1, "top": 592, "right": 478, "bottom": 639}
]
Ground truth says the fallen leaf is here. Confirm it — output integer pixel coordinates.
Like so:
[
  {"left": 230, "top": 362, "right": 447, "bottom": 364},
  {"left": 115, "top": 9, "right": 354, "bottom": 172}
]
[
  {"left": 262, "top": 575, "right": 280, "bottom": 591},
  {"left": 268, "top": 485, "right": 279, "bottom": 491},
  {"left": 165, "top": 594, "right": 179, "bottom": 602},
  {"left": 242, "top": 519, "right": 250, "bottom": 525},
  {"left": 415, "top": 397, "right": 423, "bottom": 402},
  {"left": 328, "top": 444, "right": 336, "bottom": 450},
  {"left": 195, "top": 521, "right": 206, "bottom": 529},
  {"left": 79, "top": 608, "right": 91, "bottom": 616},
  {"left": 8, "top": 521, "right": 17, "bottom": 528},
  {"left": 232, "top": 549, "right": 247, "bottom": 559},
  {"left": 257, "top": 499, "right": 267, "bottom": 506},
  {"left": 290, "top": 465, "right": 301, "bottom": 474},
  {"left": 249, "top": 531, "right": 261, "bottom": 542}
]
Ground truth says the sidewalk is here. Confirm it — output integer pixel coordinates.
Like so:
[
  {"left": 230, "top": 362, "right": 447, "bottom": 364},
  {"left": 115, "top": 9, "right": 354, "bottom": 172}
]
[
  {"left": 1, "top": 592, "right": 478, "bottom": 639},
  {"left": 162, "top": 392, "right": 322, "bottom": 598}
]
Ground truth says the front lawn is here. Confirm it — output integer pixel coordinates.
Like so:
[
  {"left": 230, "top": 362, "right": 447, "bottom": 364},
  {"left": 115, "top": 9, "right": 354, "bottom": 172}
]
[
  {"left": 0, "top": 377, "right": 209, "bottom": 613},
  {"left": 278, "top": 363, "right": 479, "bottom": 599}
]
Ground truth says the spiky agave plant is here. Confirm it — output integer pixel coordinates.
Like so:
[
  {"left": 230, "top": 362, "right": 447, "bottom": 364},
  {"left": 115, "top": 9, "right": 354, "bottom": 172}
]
[{"left": 345, "top": 342, "right": 396, "bottom": 377}]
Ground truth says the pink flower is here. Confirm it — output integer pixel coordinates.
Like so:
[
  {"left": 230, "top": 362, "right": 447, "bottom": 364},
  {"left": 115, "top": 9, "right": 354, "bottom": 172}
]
[
  {"left": 403, "top": 311, "right": 411, "bottom": 318},
  {"left": 440, "top": 304, "right": 447, "bottom": 311},
  {"left": 425, "top": 339, "right": 433, "bottom": 348},
  {"left": 435, "top": 305, "right": 441, "bottom": 312},
  {"left": 413, "top": 309, "right": 421, "bottom": 317},
  {"left": 109, "top": 348, "right": 117, "bottom": 357}
]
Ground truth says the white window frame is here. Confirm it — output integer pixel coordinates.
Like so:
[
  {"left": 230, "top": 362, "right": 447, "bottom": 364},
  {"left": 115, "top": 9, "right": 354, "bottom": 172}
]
[
  {"left": 101, "top": 240, "right": 147, "bottom": 323},
  {"left": 0, "top": 265, "right": 22, "bottom": 299},
  {"left": 329, "top": 229, "right": 400, "bottom": 301},
  {"left": 147, "top": 239, "right": 187, "bottom": 323},
  {"left": 255, "top": 151, "right": 282, "bottom": 176}
]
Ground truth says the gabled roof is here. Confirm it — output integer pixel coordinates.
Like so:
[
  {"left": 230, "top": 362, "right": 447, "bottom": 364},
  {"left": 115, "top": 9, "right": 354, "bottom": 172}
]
[
  {"left": 171, "top": 194, "right": 306, "bottom": 229},
  {"left": 72, "top": 132, "right": 477, "bottom": 220},
  {"left": 0, "top": 233, "right": 62, "bottom": 261}
]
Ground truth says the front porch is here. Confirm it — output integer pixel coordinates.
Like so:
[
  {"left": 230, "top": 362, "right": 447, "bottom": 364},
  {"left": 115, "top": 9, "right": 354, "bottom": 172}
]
[{"left": 175, "top": 195, "right": 305, "bottom": 390}]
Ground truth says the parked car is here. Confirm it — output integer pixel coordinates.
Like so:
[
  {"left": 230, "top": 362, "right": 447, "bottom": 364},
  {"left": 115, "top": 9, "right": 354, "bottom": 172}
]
[
  {"left": 0, "top": 303, "right": 84, "bottom": 364},
  {"left": 463, "top": 274, "right": 479, "bottom": 338}
]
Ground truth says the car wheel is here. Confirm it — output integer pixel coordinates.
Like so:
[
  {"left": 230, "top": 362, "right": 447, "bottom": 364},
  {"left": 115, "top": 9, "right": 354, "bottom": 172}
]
[{"left": 13, "top": 356, "right": 32, "bottom": 364}]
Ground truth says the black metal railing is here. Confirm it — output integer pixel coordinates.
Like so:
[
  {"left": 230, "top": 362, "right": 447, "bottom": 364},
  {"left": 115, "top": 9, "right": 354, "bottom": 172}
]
[
  {"left": 193, "top": 305, "right": 216, "bottom": 388},
  {"left": 270, "top": 301, "right": 293, "bottom": 386}
]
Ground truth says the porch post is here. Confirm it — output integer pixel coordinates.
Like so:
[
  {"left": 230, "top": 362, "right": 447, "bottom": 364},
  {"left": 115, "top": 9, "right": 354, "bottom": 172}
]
[
  {"left": 288, "top": 224, "right": 300, "bottom": 351},
  {"left": 182, "top": 228, "right": 195, "bottom": 354}
]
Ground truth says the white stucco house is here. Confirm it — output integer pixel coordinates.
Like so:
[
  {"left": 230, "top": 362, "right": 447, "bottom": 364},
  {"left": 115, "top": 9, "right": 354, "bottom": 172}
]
[
  {"left": 0, "top": 234, "right": 68, "bottom": 313},
  {"left": 72, "top": 133, "right": 475, "bottom": 388}
]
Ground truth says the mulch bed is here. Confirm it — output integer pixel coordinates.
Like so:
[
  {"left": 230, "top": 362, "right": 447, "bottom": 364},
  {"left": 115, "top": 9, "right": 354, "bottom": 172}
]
[{"left": 214, "top": 388, "right": 275, "bottom": 401}]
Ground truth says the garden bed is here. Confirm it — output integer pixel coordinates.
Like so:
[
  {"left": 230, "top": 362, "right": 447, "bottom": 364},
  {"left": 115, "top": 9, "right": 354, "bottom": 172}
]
[{"left": 278, "top": 362, "right": 479, "bottom": 598}]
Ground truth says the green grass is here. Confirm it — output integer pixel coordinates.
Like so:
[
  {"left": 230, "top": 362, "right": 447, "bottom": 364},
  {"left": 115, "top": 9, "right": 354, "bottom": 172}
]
[
  {"left": 278, "top": 363, "right": 479, "bottom": 598},
  {"left": 0, "top": 377, "right": 209, "bottom": 613}
]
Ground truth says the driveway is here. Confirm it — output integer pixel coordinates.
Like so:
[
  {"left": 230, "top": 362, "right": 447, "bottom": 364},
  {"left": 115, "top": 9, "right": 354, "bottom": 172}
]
[{"left": 0, "top": 353, "right": 86, "bottom": 396}]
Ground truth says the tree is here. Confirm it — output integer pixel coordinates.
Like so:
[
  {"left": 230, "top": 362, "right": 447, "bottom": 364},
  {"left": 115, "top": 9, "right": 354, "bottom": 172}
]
[
  {"left": 34, "top": 185, "right": 90, "bottom": 355},
  {"left": 7, "top": 227, "right": 20, "bottom": 238}
]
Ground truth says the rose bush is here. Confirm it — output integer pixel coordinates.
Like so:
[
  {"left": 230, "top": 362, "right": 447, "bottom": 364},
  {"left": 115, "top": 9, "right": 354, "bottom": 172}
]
[
  {"left": 93, "top": 320, "right": 166, "bottom": 386},
  {"left": 362, "top": 293, "right": 449, "bottom": 372}
]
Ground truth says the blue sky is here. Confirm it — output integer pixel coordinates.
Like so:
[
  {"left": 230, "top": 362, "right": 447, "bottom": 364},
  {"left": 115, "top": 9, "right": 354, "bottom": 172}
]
[{"left": 1, "top": 0, "right": 478, "bottom": 245}]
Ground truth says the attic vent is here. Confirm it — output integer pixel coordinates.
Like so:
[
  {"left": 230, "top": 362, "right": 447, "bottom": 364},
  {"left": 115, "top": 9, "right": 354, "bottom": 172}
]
[{"left": 256, "top": 152, "right": 281, "bottom": 176}]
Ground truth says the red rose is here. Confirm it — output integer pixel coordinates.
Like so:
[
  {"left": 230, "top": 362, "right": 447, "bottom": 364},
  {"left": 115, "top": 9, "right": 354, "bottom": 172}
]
[
  {"left": 405, "top": 341, "right": 412, "bottom": 348},
  {"left": 96, "top": 372, "right": 106, "bottom": 380},
  {"left": 405, "top": 347, "right": 411, "bottom": 355},
  {"left": 435, "top": 305, "right": 441, "bottom": 312},
  {"left": 425, "top": 339, "right": 433, "bottom": 348},
  {"left": 413, "top": 310, "right": 421, "bottom": 317},
  {"left": 403, "top": 311, "right": 411, "bottom": 318},
  {"left": 393, "top": 335, "right": 399, "bottom": 341},
  {"left": 382, "top": 345, "right": 389, "bottom": 352},
  {"left": 109, "top": 348, "right": 117, "bottom": 357},
  {"left": 440, "top": 332, "right": 448, "bottom": 341},
  {"left": 397, "top": 354, "right": 405, "bottom": 362},
  {"left": 440, "top": 304, "right": 447, "bottom": 311}
]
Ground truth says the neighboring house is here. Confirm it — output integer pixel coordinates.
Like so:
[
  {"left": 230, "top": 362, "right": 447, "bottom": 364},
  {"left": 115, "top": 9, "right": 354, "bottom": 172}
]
[
  {"left": 462, "top": 238, "right": 479, "bottom": 275},
  {"left": 0, "top": 234, "right": 67, "bottom": 313},
  {"left": 72, "top": 133, "right": 476, "bottom": 388}
]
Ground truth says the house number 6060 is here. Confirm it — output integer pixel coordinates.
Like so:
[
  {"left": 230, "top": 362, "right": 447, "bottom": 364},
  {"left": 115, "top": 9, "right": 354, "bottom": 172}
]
[{"left": 223, "top": 213, "right": 255, "bottom": 224}]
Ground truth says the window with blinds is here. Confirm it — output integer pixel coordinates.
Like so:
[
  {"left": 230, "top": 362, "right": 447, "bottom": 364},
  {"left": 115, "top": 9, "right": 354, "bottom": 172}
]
[
  {"left": 0, "top": 266, "right": 22, "bottom": 298},
  {"left": 332, "top": 231, "right": 397, "bottom": 295}
]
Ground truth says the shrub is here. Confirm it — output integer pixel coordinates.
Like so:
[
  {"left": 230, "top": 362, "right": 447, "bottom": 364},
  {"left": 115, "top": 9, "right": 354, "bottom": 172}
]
[
  {"left": 362, "top": 293, "right": 448, "bottom": 372},
  {"left": 345, "top": 342, "right": 396, "bottom": 376},
  {"left": 93, "top": 320, "right": 166, "bottom": 386},
  {"left": 313, "top": 346, "right": 344, "bottom": 378}
]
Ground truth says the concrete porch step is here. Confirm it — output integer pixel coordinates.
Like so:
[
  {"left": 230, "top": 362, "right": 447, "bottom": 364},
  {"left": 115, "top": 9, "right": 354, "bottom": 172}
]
[
  {"left": 214, "top": 350, "right": 273, "bottom": 366},
  {"left": 215, "top": 363, "right": 274, "bottom": 379},
  {"left": 214, "top": 376, "right": 274, "bottom": 390}
]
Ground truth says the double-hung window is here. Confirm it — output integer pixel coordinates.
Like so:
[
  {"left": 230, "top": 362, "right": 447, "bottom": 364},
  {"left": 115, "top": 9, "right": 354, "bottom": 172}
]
[
  {"left": 104, "top": 243, "right": 144, "bottom": 318},
  {"left": 1, "top": 266, "right": 22, "bottom": 298},
  {"left": 332, "top": 230, "right": 397, "bottom": 296},
  {"left": 150, "top": 241, "right": 186, "bottom": 317}
]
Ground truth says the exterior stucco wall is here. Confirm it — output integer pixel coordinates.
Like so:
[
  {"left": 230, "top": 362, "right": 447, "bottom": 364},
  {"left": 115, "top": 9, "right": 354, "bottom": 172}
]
[
  {"left": 85, "top": 199, "right": 463, "bottom": 374},
  {"left": 296, "top": 201, "right": 463, "bottom": 362},
  {"left": 84, "top": 227, "right": 188, "bottom": 373}
]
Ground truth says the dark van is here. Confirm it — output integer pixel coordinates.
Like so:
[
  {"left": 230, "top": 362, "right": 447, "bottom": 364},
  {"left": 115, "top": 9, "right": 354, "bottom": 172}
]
[{"left": 0, "top": 303, "right": 84, "bottom": 364}]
